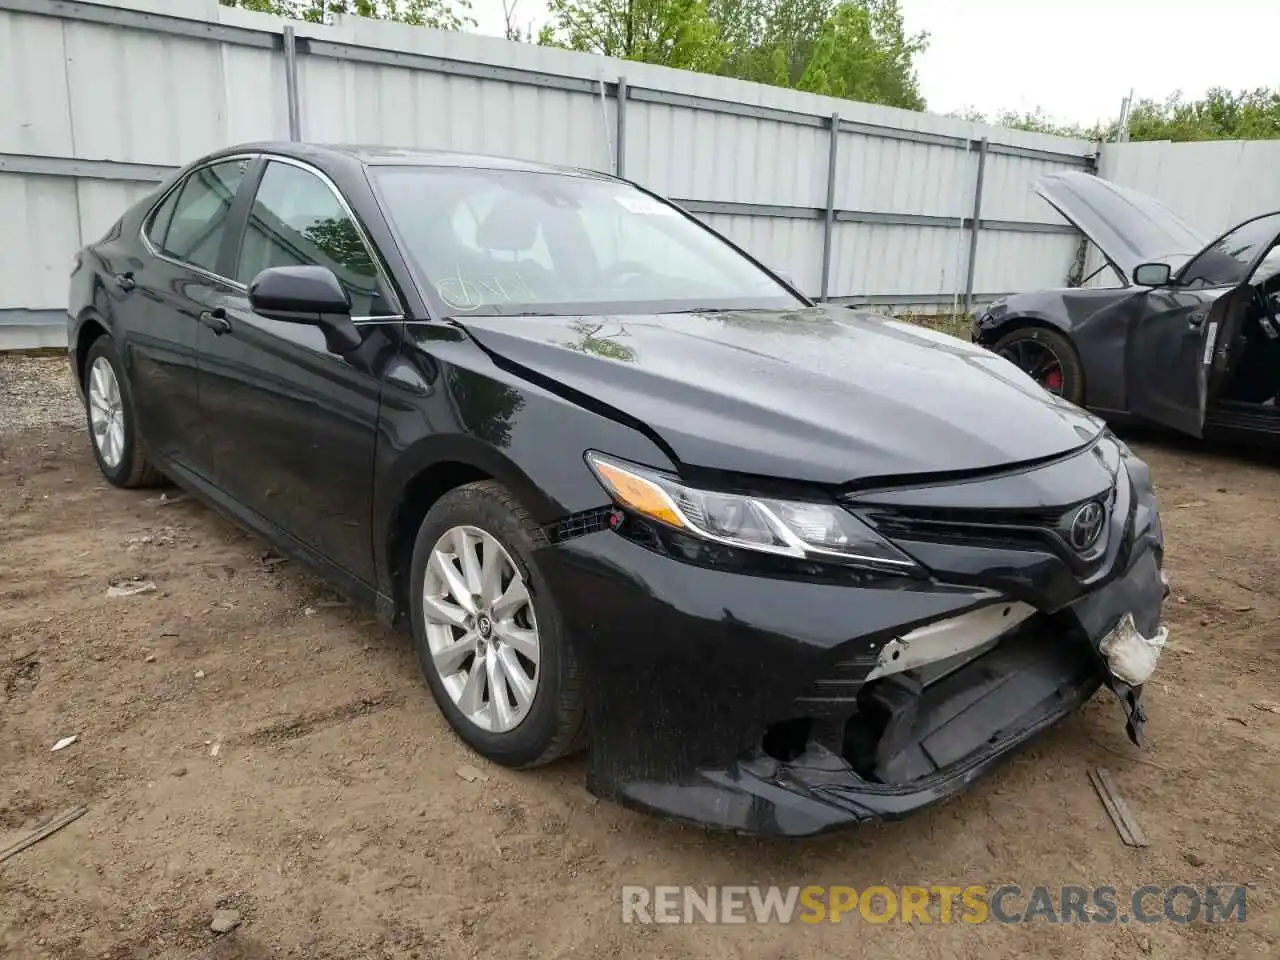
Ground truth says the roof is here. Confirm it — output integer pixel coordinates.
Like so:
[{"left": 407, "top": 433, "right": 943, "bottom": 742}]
[{"left": 210, "top": 141, "right": 609, "bottom": 179}]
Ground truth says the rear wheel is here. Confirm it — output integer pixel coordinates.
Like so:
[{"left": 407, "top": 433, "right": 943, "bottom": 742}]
[
  {"left": 82, "top": 336, "right": 165, "bottom": 488},
  {"left": 992, "top": 326, "right": 1085, "bottom": 406},
  {"left": 408, "top": 481, "right": 586, "bottom": 768}
]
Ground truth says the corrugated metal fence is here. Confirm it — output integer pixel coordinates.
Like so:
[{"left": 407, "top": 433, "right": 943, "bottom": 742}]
[
  {"left": 0, "top": 0, "right": 1097, "bottom": 349},
  {"left": 1098, "top": 139, "right": 1280, "bottom": 236},
  {"left": 1070, "top": 139, "right": 1280, "bottom": 288}
]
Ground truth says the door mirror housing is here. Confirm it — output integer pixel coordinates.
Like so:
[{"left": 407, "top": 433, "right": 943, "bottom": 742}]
[
  {"left": 248, "top": 265, "right": 362, "bottom": 354},
  {"left": 1133, "top": 262, "right": 1172, "bottom": 288}
]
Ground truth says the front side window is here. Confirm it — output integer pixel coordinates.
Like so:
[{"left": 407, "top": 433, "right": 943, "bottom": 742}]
[
  {"left": 236, "top": 161, "right": 390, "bottom": 317},
  {"left": 158, "top": 160, "right": 248, "bottom": 274},
  {"left": 1180, "top": 212, "right": 1280, "bottom": 289},
  {"left": 370, "top": 166, "right": 804, "bottom": 316}
]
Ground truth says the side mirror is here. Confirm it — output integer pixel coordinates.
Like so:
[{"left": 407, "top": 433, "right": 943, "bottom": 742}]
[
  {"left": 249, "top": 265, "right": 362, "bottom": 354},
  {"left": 1133, "top": 262, "right": 1172, "bottom": 288}
]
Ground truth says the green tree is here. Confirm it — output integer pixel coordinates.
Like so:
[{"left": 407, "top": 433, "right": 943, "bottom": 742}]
[
  {"left": 538, "top": 0, "right": 928, "bottom": 110},
  {"left": 218, "top": 0, "right": 474, "bottom": 31},
  {"left": 537, "top": 0, "right": 726, "bottom": 72},
  {"left": 947, "top": 106, "right": 1095, "bottom": 140},
  {"left": 793, "top": 0, "right": 925, "bottom": 108},
  {"left": 958, "top": 87, "right": 1280, "bottom": 143},
  {"left": 706, "top": 0, "right": 833, "bottom": 89},
  {"left": 1121, "top": 87, "right": 1280, "bottom": 142}
]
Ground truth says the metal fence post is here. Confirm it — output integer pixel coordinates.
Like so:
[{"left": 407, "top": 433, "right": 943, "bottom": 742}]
[
  {"left": 963, "top": 137, "right": 988, "bottom": 313},
  {"left": 283, "top": 24, "right": 302, "bottom": 141},
  {"left": 819, "top": 112, "right": 839, "bottom": 301},
  {"left": 615, "top": 76, "right": 628, "bottom": 178}
]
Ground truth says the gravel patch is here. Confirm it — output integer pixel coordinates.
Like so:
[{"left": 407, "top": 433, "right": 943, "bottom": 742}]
[{"left": 0, "top": 354, "right": 83, "bottom": 435}]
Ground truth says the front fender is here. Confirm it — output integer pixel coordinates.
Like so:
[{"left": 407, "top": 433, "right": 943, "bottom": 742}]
[
  {"left": 973, "top": 304, "right": 1075, "bottom": 346},
  {"left": 371, "top": 325, "right": 675, "bottom": 602}
]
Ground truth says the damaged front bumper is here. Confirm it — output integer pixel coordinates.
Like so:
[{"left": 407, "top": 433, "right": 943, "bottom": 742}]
[{"left": 535, "top": 435, "right": 1169, "bottom": 837}]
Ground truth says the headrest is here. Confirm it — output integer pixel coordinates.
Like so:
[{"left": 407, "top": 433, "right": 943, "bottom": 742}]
[{"left": 475, "top": 195, "right": 542, "bottom": 252}]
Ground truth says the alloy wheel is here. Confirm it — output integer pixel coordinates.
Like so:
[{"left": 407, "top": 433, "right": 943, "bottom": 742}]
[
  {"left": 997, "top": 337, "right": 1065, "bottom": 395},
  {"left": 87, "top": 356, "right": 126, "bottom": 468},
  {"left": 421, "top": 524, "right": 540, "bottom": 733}
]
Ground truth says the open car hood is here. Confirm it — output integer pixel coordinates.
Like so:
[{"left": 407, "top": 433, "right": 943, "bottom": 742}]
[
  {"left": 454, "top": 306, "right": 1106, "bottom": 486},
  {"left": 1035, "top": 171, "right": 1207, "bottom": 284}
]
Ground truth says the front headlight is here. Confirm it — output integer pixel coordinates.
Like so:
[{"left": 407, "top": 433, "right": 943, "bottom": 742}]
[{"left": 586, "top": 452, "right": 922, "bottom": 574}]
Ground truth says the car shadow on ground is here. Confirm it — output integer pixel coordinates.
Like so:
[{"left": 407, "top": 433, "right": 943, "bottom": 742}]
[{"left": 1113, "top": 422, "right": 1280, "bottom": 471}]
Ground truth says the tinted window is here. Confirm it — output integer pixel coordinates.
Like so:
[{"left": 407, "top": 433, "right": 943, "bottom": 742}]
[
  {"left": 370, "top": 166, "right": 803, "bottom": 317},
  {"left": 236, "top": 161, "right": 390, "bottom": 317},
  {"left": 1180, "top": 212, "right": 1280, "bottom": 288},
  {"left": 160, "top": 160, "right": 247, "bottom": 274},
  {"left": 145, "top": 186, "right": 181, "bottom": 248}
]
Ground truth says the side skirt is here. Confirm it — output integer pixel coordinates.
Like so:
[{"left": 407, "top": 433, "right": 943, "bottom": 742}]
[
  {"left": 156, "top": 456, "right": 398, "bottom": 627},
  {"left": 1206, "top": 400, "right": 1280, "bottom": 440}
]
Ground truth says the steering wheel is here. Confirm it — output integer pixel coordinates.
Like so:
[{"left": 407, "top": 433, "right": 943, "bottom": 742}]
[{"left": 600, "top": 260, "right": 656, "bottom": 286}]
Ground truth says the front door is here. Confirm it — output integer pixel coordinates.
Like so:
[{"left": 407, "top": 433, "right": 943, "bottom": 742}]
[
  {"left": 197, "top": 158, "right": 402, "bottom": 585},
  {"left": 1126, "top": 286, "right": 1229, "bottom": 437},
  {"left": 1127, "top": 211, "right": 1280, "bottom": 437}
]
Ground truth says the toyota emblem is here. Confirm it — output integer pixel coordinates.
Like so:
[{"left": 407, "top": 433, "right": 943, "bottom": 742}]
[{"left": 1068, "top": 501, "right": 1106, "bottom": 552}]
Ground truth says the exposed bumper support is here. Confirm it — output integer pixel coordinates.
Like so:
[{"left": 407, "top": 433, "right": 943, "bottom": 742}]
[{"left": 539, "top": 524, "right": 1168, "bottom": 837}]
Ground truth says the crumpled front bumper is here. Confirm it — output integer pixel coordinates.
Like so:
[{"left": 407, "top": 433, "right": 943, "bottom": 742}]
[{"left": 534, "top": 439, "right": 1168, "bottom": 838}]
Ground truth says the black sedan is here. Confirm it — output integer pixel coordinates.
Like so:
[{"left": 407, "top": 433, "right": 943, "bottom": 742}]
[
  {"left": 974, "top": 171, "right": 1280, "bottom": 442},
  {"left": 68, "top": 143, "right": 1169, "bottom": 836}
]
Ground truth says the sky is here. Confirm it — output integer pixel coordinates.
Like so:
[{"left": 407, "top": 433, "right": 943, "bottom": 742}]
[{"left": 468, "top": 0, "right": 1280, "bottom": 127}]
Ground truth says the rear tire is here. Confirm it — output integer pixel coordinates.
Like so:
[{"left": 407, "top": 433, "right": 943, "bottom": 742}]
[
  {"left": 82, "top": 336, "right": 166, "bottom": 489},
  {"left": 992, "top": 326, "right": 1086, "bottom": 406},
  {"left": 408, "top": 481, "right": 586, "bottom": 768}
]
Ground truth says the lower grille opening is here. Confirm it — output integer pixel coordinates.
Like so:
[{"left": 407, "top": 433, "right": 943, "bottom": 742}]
[{"left": 837, "top": 628, "right": 1097, "bottom": 786}]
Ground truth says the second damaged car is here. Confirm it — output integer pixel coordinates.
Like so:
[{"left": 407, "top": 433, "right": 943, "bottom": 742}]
[
  {"left": 974, "top": 171, "right": 1280, "bottom": 444},
  {"left": 68, "top": 143, "right": 1169, "bottom": 836}
]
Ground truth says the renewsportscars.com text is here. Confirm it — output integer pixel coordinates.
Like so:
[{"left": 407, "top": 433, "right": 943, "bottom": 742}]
[{"left": 621, "top": 884, "right": 1248, "bottom": 925}]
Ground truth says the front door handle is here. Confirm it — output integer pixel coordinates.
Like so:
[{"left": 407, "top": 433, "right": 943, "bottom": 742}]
[
  {"left": 198, "top": 308, "right": 231, "bottom": 335},
  {"left": 114, "top": 272, "right": 136, "bottom": 293}
]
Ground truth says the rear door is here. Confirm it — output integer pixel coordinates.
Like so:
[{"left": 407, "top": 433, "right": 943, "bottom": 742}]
[
  {"left": 127, "top": 157, "right": 253, "bottom": 473},
  {"left": 1127, "top": 212, "right": 1280, "bottom": 437}
]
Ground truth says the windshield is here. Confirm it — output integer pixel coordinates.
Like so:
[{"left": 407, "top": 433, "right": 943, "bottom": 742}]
[
  {"left": 370, "top": 166, "right": 804, "bottom": 317},
  {"left": 1179, "top": 212, "right": 1280, "bottom": 288}
]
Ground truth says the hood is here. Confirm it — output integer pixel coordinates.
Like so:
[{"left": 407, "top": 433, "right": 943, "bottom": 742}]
[
  {"left": 1035, "top": 171, "right": 1207, "bottom": 284},
  {"left": 454, "top": 307, "right": 1106, "bottom": 486}
]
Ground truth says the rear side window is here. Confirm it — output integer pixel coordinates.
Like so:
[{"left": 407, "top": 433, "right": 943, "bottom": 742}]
[
  {"left": 236, "top": 160, "right": 391, "bottom": 317},
  {"left": 145, "top": 186, "right": 181, "bottom": 248},
  {"left": 156, "top": 160, "right": 248, "bottom": 275}
]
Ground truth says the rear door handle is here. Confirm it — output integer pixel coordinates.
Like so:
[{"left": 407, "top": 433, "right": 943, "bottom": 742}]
[
  {"left": 198, "top": 308, "right": 231, "bottom": 335},
  {"left": 114, "top": 272, "right": 135, "bottom": 292}
]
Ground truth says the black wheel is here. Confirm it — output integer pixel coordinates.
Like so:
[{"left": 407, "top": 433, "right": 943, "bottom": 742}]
[
  {"left": 82, "top": 336, "right": 166, "bottom": 489},
  {"left": 992, "top": 326, "right": 1085, "bottom": 405},
  {"left": 408, "top": 480, "right": 586, "bottom": 768}
]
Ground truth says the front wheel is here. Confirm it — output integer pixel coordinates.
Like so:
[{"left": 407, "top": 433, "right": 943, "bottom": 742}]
[
  {"left": 992, "top": 326, "right": 1086, "bottom": 406},
  {"left": 408, "top": 481, "right": 586, "bottom": 768},
  {"left": 82, "top": 336, "right": 165, "bottom": 488}
]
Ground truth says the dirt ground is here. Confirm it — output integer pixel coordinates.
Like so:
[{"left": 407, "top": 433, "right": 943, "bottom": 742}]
[{"left": 1, "top": 355, "right": 1278, "bottom": 959}]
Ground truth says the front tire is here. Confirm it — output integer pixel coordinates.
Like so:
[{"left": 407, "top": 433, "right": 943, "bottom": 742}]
[
  {"left": 82, "top": 336, "right": 165, "bottom": 488},
  {"left": 992, "top": 326, "right": 1085, "bottom": 406},
  {"left": 408, "top": 481, "right": 586, "bottom": 768}
]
